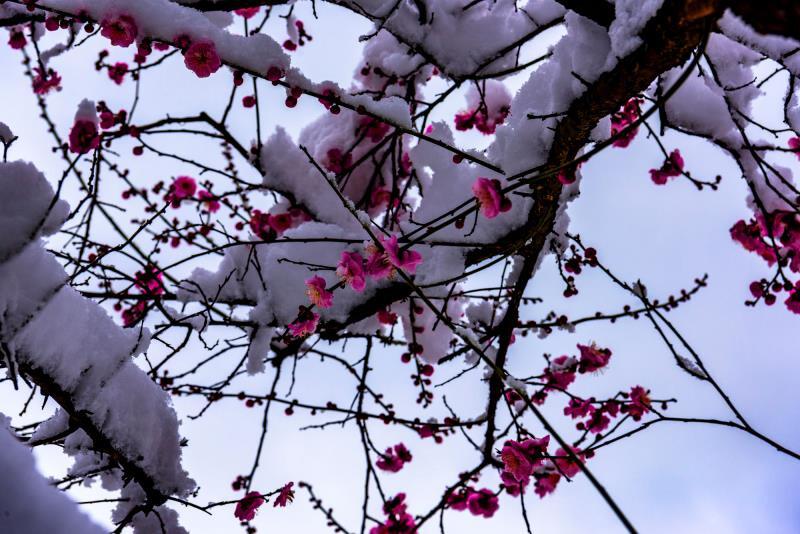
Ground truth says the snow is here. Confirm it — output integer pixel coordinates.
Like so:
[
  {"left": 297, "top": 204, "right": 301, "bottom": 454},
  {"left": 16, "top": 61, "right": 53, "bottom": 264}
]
[
  {"left": 0, "top": 161, "right": 194, "bottom": 518},
  {"left": 0, "top": 415, "right": 106, "bottom": 534}
]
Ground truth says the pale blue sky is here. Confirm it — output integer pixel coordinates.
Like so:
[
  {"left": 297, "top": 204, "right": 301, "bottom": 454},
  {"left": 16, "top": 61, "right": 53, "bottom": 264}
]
[{"left": 1, "top": 3, "right": 799, "bottom": 533}]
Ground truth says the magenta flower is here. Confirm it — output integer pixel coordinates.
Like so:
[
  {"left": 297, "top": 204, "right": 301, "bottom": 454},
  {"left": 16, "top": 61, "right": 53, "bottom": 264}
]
[
  {"left": 534, "top": 472, "right": 560, "bottom": 498},
  {"left": 554, "top": 447, "right": 583, "bottom": 478},
  {"left": 305, "top": 275, "right": 334, "bottom": 308},
  {"left": 32, "top": 68, "right": 61, "bottom": 95},
  {"left": 785, "top": 284, "right": 800, "bottom": 314},
  {"left": 365, "top": 246, "right": 393, "bottom": 279},
  {"left": 730, "top": 218, "right": 777, "bottom": 264},
  {"left": 269, "top": 212, "right": 293, "bottom": 234},
  {"left": 625, "top": 386, "right": 651, "bottom": 421},
  {"left": 235, "top": 7, "right": 261, "bottom": 18},
  {"left": 377, "top": 443, "right": 412, "bottom": 473},
  {"left": 197, "top": 190, "right": 220, "bottom": 212},
  {"left": 8, "top": 28, "right": 26, "bottom": 50},
  {"left": 564, "top": 397, "right": 594, "bottom": 419},
  {"left": 370, "top": 493, "right": 416, "bottom": 534},
  {"left": 577, "top": 343, "right": 611, "bottom": 373},
  {"left": 100, "top": 15, "right": 138, "bottom": 47},
  {"left": 249, "top": 210, "right": 275, "bottom": 241},
  {"left": 325, "top": 148, "right": 352, "bottom": 174},
  {"left": 234, "top": 491, "right": 265, "bottom": 521},
  {"left": 336, "top": 251, "right": 366, "bottom": 292},
  {"left": 107, "top": 62, "right": 128, "bottom": 85},
  {"left": 789, "top": 137, "right": 800, "bottom": 160},
  {"left": 134, "top": 265, "right": 165, "bottom": 296},
  {"left": 466, "top": 488, "right": 499, "bottom": 518},
  {"left": 500, "top": 441, "right": 533, "bottom": 482},
  {"left": 649, "top": 149, "right": 684, "bottom": 185},
  {"left": 169, "top": 176, "right": 197, "bottom": 207},
  {"left": 184, "top": 41, "right": 221, "bottom": 78},
  {"left": 274, "top": 482, "right": 295, "bottom": 507},
  {"left": 611, "top": 97, "right": 641, "bottom": 148},
  {"left": 69, "top": 120, "right": 100, "bottom": 154},
  {"left": 472, "top": 177, "right": 511, "bottom": 218},
  {"left": 543, "top": 355, "right": 577, "bottom": 391},
  {"left": 381, "top": 235, "right": 422, "bottom": 274},
  {"left": 288, "top": 309, "right": 320, "bottom": 337}
]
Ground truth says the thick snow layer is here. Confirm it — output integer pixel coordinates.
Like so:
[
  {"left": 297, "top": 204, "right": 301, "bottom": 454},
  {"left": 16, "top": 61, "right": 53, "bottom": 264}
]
[
  {"left": 0, "top": 416, "right": 106, "bottom": 534},
  {"left": 339, "top": 0, "right": 565, "bottom": 77},
  {"left": 0, "top": 161, "right": 194, "bottom": 498}
]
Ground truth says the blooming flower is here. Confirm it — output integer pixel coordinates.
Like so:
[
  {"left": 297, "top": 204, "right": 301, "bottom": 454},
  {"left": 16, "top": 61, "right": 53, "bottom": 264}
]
[
  {"left": 626, "top": 386, "right": 651, "bottom": 421},
  {"left": 370, "top": 493, "right": 416, "bottom": 534},
  {"left": 649, "top": 149, "right": 684, "bottom": 185},
  {"left": 785, "top": 283, "right": 800, "bottom": 314},
  {"left": 269, "top": 212, "right": 293, "bottom": 234},
  {"left": 325, "top": 148, "right": 352, "bottom": 174},
  {"left": 377, "top": 308, "right": 397, "bottom": 325},
  {"left": 249, "top": 210, "right": 275, "bottom": 240},
  {"left": 446, "top": 488, "right": 470, "bottom": 510},
  {"left": 377, "top": 443, "right": 412, "bottom": 472},
  {"left": 359, "top": 117, "right": 391, "bottom": 142},
  {"left": 305, "top": 275, "right": 333, "bottom": 308},
  {"left": 336, "top": 251, "right": 366, "bottom": 292},
  {"left": 107, "top": 62, "right": 128, "bottom": 85},
  {"left": 501, "top": 441, "right": 533, "bottom": 482},
  {"left": 789, "top": 137, "right": 800, "bottom": 160},
  {"left": 8, "top": 28, "right": 26, "bottom": 50},
  {"left": 466, "top": 488, "right": 499, "bottom": 518},
  {"left": 564, "top": 397, "right": 594, "bottom": 419},
  {"left": 288, "top": 308, "right": 320, "bottom": 337},
  {"left": 101, "top": 15, "right": 138, "bottom": 47},
  {"left": 543, "top": 355, "right": 577, "bottom": 391},
  {"left": 381, "top": 235, "right": 422, "bottom": 273},
  {"left": 168, "top": 176, "right": 197, "bottom": 207},
  {"left": 32, "top": 68, "right": 61, "bottom": 95},
  {"left": 134, "top": 265, "right": 165, "bottom": 296},
  {"left": 500, "top": 470, "right": 527, "bottom": 496},
  {"left": 534, "top": 471, "right": 560, "bottom": 498},
  {"left": 610, "top": 97, "right": 641, "bottom": 148},
  {"left": 235, "top": 7, "right": 261, "bottom": 18},
  {"left": 554, "top": 447, "right": 583, "bottom": 478},
  {"left": 184, "top": 41, "right": 221, "bottom": 78},
  {"left": 577, "top": 343, "right": 611, "bottom": 373},
  {"left": 472, "top": 178, "right": 511, "bottom": 218},
  {"left": 274, "top": 482, "right": 295, "bottom": 507},
  {"left": 234, "top": 491, "right": 264, "bottom": 521},
  {"left": 197, "top": 190, "right": 220, "bottom": 212},
  {"left": 69, "top": 120, "right": 100, "bottom": 154}
]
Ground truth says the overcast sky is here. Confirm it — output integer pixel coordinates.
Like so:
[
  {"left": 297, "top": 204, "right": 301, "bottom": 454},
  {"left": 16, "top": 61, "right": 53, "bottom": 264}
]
[{"left": 2, "top": 3, "right": 799, "bottom": 533}]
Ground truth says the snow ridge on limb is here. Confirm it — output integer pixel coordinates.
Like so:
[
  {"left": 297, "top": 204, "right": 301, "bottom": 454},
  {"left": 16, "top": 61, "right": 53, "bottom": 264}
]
[
  {"left": 0, "top": 161, "right": 194, "bottom": 523},
  {"left": 0, "top": 415, "right": 106, "bottom": 534}
]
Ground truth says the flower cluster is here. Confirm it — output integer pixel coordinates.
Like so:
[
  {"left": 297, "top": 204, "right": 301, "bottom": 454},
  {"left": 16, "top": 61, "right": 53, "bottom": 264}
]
[
  {"left": 731, "top": 209, "right": 800, "bottom": 313},
  {"left": 454, "top": 81, "right": 512, "bottom": 135},
  {"left": 119, "top": 265, "right": 164, "bottom": 327},
  {"left": 376, "top": 443, "right": 413, "bottom": 473},
  {"left": 610, "top": 97, "right": 642, "bottom": 148},
  {"left": 649, "top": 149, "right": 684, "bottom": 185},
  {"left": 446, "top": 487, "right": 500, "bottom": 518},
  {"left": 370, "top": 493, "right": 416, "bottom": 534}
]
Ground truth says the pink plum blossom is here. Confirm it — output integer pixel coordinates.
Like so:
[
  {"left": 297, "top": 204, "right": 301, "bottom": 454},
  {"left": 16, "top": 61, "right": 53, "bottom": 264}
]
[
  {"left": 184, "top": 42, "right": 221, "bottom": 78},
  {"left": 234, "top": 491, "right": 264, "bottom": 521},
  {"left": 100, "top": 15, "right": 138, "bottom": 47},
  {"left": 472, "top": 177, "right": 511, "bottom": 218},
  {"left": 305, "top": 275, "right": 333, "bottom": 308},
  {"left": 649, "top": 149, "right": 684, "bottom": 185},
  {"left": 337, "top": 251, "right": 366, "bottom": 291}
]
